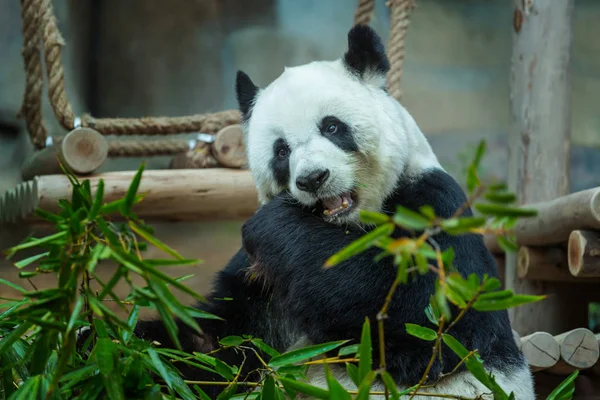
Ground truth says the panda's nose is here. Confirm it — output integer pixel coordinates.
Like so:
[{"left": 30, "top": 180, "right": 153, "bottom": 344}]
[{"left": 296, "top": 169, "right": 330, "bottom": 193}]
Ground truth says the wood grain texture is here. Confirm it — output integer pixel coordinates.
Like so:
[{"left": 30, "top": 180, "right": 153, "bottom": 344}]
[{"left": 505, "top": 0, "right": 578, "bottom": 335}]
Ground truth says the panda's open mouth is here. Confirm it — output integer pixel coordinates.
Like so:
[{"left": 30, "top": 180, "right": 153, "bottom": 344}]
[{"left": 320, "top": 190, "right": 357, "bottom": 219}]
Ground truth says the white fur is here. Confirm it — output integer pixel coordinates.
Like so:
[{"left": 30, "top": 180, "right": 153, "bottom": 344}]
[
  {"left": 303, "top": 362, "right": 535, "bottom": 400},
  {"left": 244, "top": 59, "right": 441, "bottom": 224}
]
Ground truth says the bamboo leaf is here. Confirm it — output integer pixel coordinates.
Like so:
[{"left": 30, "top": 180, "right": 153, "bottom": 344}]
[
  {"left": 279, "top": 377, "right": 329, "bottom": 399},
  {"left": 473, "top": 293, "right": 547, "bottom": 312},
  {"left": 324, "top": 223, "right": 394, "bottom": 267},
  {"left": 219, "top": 336, "right": 245, "bottom": 347},
  {"left": 497, "top": 235, "right": 519, "bottom": 253},
  {"left": 392, "top": 206, "right": 431, "bottom": 231},
  {"left": 357, "top": 318, "right": 372, "bottom": 384},
  {"left": 474, "top": 203, "right": 538, "bottom": 218},
  {"left": 5, "top": 231, "right": 67, "bottom": 259},
  {"left": 546, "top": 370, "right": 578, "bottom": 400},
  {"left": 122, "top": 162, "right": 145, "bottom": 215},
  {"left": 359, "top": 211, "right": 390, "bottom": 225},
  {"left": 355, "top": 370, "right": 377, "bottom": 400},
  {"left": 326, "top": 366, "right": 352, "bottom": 400},
  {"left": 380, "top": 371, "right": 401, "bottom": 400},
  {"left": 484, "top": 191, "right": 517, "bottom": 204},
  {"left": 88, "top": 179, "right": 105, "bottom": 220},
  {"left": 251, "top": 339, "right": 280, "bottom": 358},
  {"left": 268, "top": 340, "right": 348, "bottom": 368},
  {"left": 338, "top": 344, "right": 359, "bottom": 357},
  {"left": 129, "top": 221, "right": 184, "bottom": 260},
  {"left": 14, "top": 252, "right": 50, "bottom": 269},
  {"left": 405, "top": 323, "right": 437, "bottom": 341}
]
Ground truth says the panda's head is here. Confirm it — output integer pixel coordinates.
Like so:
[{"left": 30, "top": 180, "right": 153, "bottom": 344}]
[{"left": 236, "top": 25, "right": 441, "bottom": 225}]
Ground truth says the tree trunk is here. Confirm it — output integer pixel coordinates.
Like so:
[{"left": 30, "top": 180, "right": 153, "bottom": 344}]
[{"left": 505, "top": 0, "right": 579, "bottom": 335}]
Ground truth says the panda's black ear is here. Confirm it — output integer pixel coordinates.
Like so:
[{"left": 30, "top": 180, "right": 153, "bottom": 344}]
[
  {"left": 342, "top": 25, "right": 390, "bottom": 87},
  {"left": 236, "top": 70, "right": 259, "bottom": 122}
]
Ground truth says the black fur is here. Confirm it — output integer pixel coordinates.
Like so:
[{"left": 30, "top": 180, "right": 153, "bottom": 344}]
[
  {"left": 270, "top": 138, "right": 291, "bottom": 187},
  {"left": 319, "top": 116, "right": 359, "bottom": 153},
  {"left": 235, "top": 70, "right": 259, "bottom": 122},
  {"left": 343, "top": 25, "right": 390, "bottom": 83},
  {"left": 126, "top": 168, "right": 524, "bottom": 397}
]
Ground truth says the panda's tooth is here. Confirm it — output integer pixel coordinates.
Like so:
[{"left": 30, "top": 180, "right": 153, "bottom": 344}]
[{"left": 323, "top": 209, "right": 331, "bottom": 216}]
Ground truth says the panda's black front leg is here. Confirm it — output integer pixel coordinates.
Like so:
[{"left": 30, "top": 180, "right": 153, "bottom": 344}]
[{"left": 241, "top": 193, "right": 407, "bottom": 344}]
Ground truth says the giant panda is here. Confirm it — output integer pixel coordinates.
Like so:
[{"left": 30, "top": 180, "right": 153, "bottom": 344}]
[{"left": 129, "top": 25, "right": 535, "bottom": 399}]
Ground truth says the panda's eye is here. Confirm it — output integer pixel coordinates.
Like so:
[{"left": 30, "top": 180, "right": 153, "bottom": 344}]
[
  {"left": 277, "top": 146, "right": 289, "bottom": 159},
  {"left": 325, "top": 123, "right": 338, "bottom": 135}
]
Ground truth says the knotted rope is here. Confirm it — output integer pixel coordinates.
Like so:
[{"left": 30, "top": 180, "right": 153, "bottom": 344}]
[
  {"left": 385, "top": 0, "right": 415, "bottom": 101},
  {"left": 353, "top": 0, "right": 414, "bottom": 102},
  {"left": 17, "top": 0, "right": 413, "bottom": 156},
  {"left": 18, "top": 0, "right": 47, "bottom": 149}
]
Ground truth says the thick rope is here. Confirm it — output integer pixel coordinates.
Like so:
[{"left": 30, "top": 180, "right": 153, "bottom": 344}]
[
  {"left": 386, "top": 0, "right": 415, "bottom": 101},
  {"left": 40, "top": 0, "right": 75, "bottom": 131},
  {"left": 17, "top": 0, "right": 47, "bottom": 149},
  {"left": 354, "top": 0, "right": 376, "bottom": 25},
  {"left": 17, "top": 0, "right": 411, "bottom": 158},
  {"left": 108, "top": 138, "right": 191, "bottom": 157},
  {"left": 81, "top": 109, "right": 241, "bottom": 136}
]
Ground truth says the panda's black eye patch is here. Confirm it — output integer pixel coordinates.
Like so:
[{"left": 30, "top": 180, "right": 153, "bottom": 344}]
[
  {"left": 270, "top": 138, "right": 291, "bottom": 187},
  {"left": 319, "top": 116, "right": 358, "bottom": 153}
]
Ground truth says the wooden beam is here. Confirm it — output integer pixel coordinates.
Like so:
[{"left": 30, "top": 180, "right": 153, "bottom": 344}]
[
  {"left": 0, "top": 169, "right": 258, "bottom": 224},
  {"left": 21, "top": 128, "right": 109, "bottom": 180},
  {"left": 505, "top": 0, "right": 576, "bottom": 335},
  {"left": 484, "top": 187, "right": 600, "bottom": 254},
  {"left": 568, "top": 230, "right": 600, "bottom": 278}
]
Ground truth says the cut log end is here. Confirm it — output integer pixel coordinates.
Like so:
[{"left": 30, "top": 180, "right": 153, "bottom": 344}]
[
  {"left": 568, "top": 230, "right": 600, "bottom": 278},
  {"left": 555, "top": 328, "right": 600, "bottom": 371},
  {"left": 212, "top": 124, "right": 247, "bottom": 168},
  {"left": 61, "top": 128, "right": 109, "bottom": 174},
  {"left": 520, "top": 332, "right": 560, "bottom": 370}
]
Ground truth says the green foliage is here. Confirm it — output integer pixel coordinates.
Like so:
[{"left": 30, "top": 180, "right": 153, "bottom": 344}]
[{"left": 0, "top": 143, "right": 578, "bottom": 399}]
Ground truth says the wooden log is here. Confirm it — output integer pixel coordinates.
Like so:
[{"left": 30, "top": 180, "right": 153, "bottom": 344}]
[
  {"left": 504, "top": 0, "right": 577, "bottom": 335},
  {"left": 484, "top": 187, "right": 600, "bottom": 255},
  {"left": 547, "top": 328, "right": 600, "bottom": 375},
  {"left": 211, "top": 124, "right": 247, "bottom": 168},
  {"left": 516, "top": 246, "right": 599, "bottom": 283},
  {"left": 590, "top": 333, "right": 600, "bottom": 376},
  {"left": 0, "top": 169, "right": 258, "bottom": 225},
  {"left": 21, "top": 127, "right": 109, "bottom": 180},
  {"left": 520, "top": 331, "right": 560, "bottom": 372},
  {"left": 568, "top": 230, "right": 600, "bottom": 278}
]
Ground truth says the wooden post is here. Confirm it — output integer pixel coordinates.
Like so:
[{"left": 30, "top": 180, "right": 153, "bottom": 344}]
[
  {"left": 568, "top": 230, "right": 600, "bottom": 278},
  {"left": 505, "top": 0, "right": 577, "bottom": 335},
  {"left": 21, "top": 128, "right": 109, "bottom": 180},
  {"left": 212, "top": 124, "right": 247, "bottom": 168}
]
